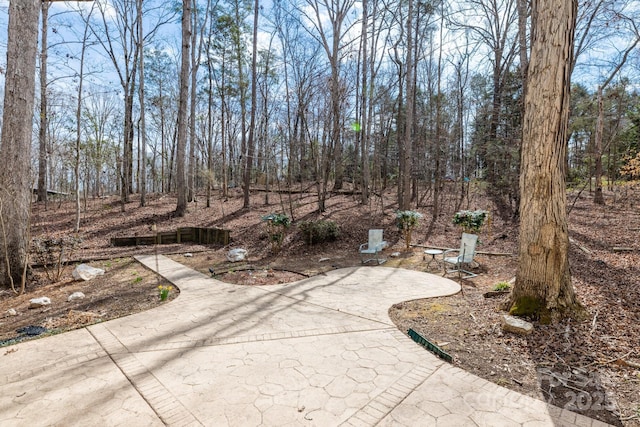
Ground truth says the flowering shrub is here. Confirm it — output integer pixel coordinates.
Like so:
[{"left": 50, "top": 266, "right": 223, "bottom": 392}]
[
  {"left": 452, "top": 210, "right": 488, "bottom": 234},
  {"left": 396, "top": 210, "right": 423, "bottom": 249}
]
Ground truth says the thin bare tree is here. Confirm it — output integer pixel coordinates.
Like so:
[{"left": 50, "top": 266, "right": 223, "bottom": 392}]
[{"left": 175, "top": 0, "right": 192, "bottom": 217}]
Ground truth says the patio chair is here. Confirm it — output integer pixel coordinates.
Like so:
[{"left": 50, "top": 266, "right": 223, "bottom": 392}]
[
  {"left": 359, "top": 229, "right": 387, "bottom": 264},
  {"left": 443, "top": 233, "right": 478, "bottom": 278}
]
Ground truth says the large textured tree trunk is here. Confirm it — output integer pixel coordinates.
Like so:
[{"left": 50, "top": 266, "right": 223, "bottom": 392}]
[
  {"left": 510, "top": 0, "right": 580, "bottom": 320},
  {"left": 0, "top": 0, "right": 40, "bottom": 291}
]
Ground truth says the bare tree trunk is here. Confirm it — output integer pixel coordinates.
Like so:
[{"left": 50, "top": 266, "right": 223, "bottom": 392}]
[
  {"left": 591, "top": 34, "right": 639, "bottom": 205},
  {"left": 137, "top": 0, "right": 147, "bottom": 207},
  {"left": 401, "top": 0, "right": 415, "bottom": 210},
  {"left": 359, "top": 0, "right": 370, "bottom": 205},
  {"left": 510, "top": 0, "right": 580, "bottom": 320},
  {"left": 0, "top": 0, "right": 39, "bottom": 291},
  {"left": 593, "top": 86, "right": 605, "bottom": 205},
  {"left": 175, "top": 0, "right": 191, "bottom": 217},
  {"left": 122, "top": 83, "right": 135, "bottom": 208},
  {"left": 206, "top": 26, "right": 214, "bottom": 208},
  {"left": 75, "top": 6, "right": 92, "bottom": 233},
  {"left": 432, "top": 2, "right": 444, "bottom": 220},
  {"left": 244, "top": 0, "right": 259, "bottom": 208},
  {"left": 37, "top": 1, "right": 49, "bottom": 205},
  {"left": 188, "top": 0, "right": 205, "bottom": 203}
]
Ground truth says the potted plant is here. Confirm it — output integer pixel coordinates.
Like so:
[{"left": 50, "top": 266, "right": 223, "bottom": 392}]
[{"left": 396, "top": 210, "right": 423, "bottom": 250}]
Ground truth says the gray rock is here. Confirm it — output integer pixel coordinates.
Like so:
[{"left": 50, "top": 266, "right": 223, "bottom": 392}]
[
  {"left": 29, "top": 297, "right": 51, "bottom": 309},
  {"left": 7, "top": 308, "right": 17, "bottom": 316},
  {"left": 226, "top": 248, "right": 247, "bottom": 262},
  {"left": 319, "top": 257, "right": 330, "bottom": 262},
  {"left": 184, "top": 253, "right": 193, "bottom": 257},
  {"left": 67, "top": 292, "right": 86, "bottom": 302},
  {"left": 501, "top": 315, "right": 533, "bottom": 335},
  {"left": 390, "top": 252, "right": 401, "bottom": 257},
  {"left": 72, "top": 264, "right": 105, "bottom": 281}
]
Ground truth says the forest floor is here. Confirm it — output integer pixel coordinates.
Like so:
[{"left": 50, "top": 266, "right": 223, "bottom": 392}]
[{"left": 0, "top": 183, "right": 638, "bottom": 426}]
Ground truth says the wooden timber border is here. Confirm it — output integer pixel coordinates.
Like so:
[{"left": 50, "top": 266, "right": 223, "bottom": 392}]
[{"left": 111, "top": 227, "right": 230, "bottom": 247}]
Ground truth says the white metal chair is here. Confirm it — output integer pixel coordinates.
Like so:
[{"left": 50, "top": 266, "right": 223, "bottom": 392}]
[
  {"left": 359, "top": 229, "right": 387, "bottom": 264},
  {"left": 443, "top": 233, "right": 478, "bottom": 278}
]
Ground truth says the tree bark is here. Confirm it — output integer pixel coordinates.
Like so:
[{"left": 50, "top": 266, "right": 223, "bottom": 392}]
[
  {"left": 401, "top": 0, "right": 414, "bottom": 211},
  {"left": 74, "top": 5, "right": 92, "bottom": 233},
  {"left": 0, "top": 0, "right": 40, "bottom": 290},
  {"left": 593, "top": 86, "right": 605, "bottom": 205},
  {"left": 175, "top": 0, "right": 191, "bottom": 217},
  {"left": 510, "top": 0, "right": 580, "bottom": 320},
  {"left": 359, "top": 0, "right": 370, "bottom": 205},
  {"left": 244, "top": 0, "right": 259, "bottom": 209},
  {"left": 37, "top": 1, "right": 49, "bottom": 205},
  {"left": 137, "top": 0, "right": 147, "bottom": 207}
]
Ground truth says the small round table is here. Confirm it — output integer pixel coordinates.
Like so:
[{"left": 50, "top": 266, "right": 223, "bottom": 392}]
[{"left": 424, "top": 249, "right": 443, "bottom": 271}]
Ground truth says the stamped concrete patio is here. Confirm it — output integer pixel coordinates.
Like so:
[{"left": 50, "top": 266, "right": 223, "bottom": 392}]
[{"left": 0, "top": 255, "right": 611, "bottom": 426}]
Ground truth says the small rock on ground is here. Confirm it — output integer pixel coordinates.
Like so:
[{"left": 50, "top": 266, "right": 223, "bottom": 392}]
[
  {"left": 29, "top": 297, "right": 51, "bottom": 309},
  {"left": 67, "top": 292, "right": 85, "bottom": 302},
  {"left": 501, "top": 314, "right": 533, "bottom": 335}
]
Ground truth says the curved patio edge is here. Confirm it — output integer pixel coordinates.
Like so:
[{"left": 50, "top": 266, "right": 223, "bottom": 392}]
[{"left": 0, "top": 255, "right": 610, "bottom": 426}]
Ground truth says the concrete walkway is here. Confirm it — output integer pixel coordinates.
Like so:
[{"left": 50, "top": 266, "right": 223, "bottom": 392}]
[{"left": 0, "top": 255, "right": 611, "bottom": 426}]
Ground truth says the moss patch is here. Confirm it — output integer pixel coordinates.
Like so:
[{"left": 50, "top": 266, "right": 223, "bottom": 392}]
[{"left": 509, "top": 296, "right": 551, "bottom": 322}]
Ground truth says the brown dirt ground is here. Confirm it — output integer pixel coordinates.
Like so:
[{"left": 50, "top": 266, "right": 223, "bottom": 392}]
[{"left": 0, "top": 184, "right": 638, "bottom": 425}]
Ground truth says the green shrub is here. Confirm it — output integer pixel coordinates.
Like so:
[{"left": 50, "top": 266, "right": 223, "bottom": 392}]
[
  {"left": 262, "top": 213, "right": 291, "bottom": 252},
  {"left": 299, "top": 220, "right": 340, "bottom": 245},
  {"left": 452, "top": 210, "right": 488, "bottom": 234},
  {"left": 493, "top": 281, "right": 511, "bottom": 292}
]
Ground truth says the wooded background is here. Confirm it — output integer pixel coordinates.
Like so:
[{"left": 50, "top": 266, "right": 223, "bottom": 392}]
[{"left": 0, "top": 0, "right": 638, "bottom": 215}]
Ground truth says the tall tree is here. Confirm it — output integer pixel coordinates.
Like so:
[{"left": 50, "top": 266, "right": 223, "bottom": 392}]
[
  {"left": 453, "top": 0, "right": 520, "bottom": 217},
  {"left": 37, "top": 1, "right": 50, "bottom": 205},
  {"left": 175, "top": 0, "right": 192, "bottom": 217},
  {"left": 74, "top": 2, "right": 95, "bottom": 232},
  {"left": 399, "top": 0, "right": 415, "bottom": 210},
  {"left": 0, "top": 0, "right": 39, "bottom": 291},
  {"left": 91, "top": 0, "right": 172, "bottom": 208},
  {"left": 592, "top": 22, "right": 640, "bottom": 204},
  {"left": 92, "top": 0, "right": 138, "bottom": 208},
  {"left": 243, "top": 0, "right": 259, "bottom": 208},
  {"left": 137, "top": 0, "right": 147, "bottom": 207},
  {"left": 509, "top": 0, "right": 580, "bottom": 319},
  {"left": 304, "top": 0, "right": 356, "bottom": 204},
  {"left": 188, "top": 0, "right": 211, "bottom": 203},
  {"left": 145, "top": 47, "right": 176, "bottom": 194}
]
